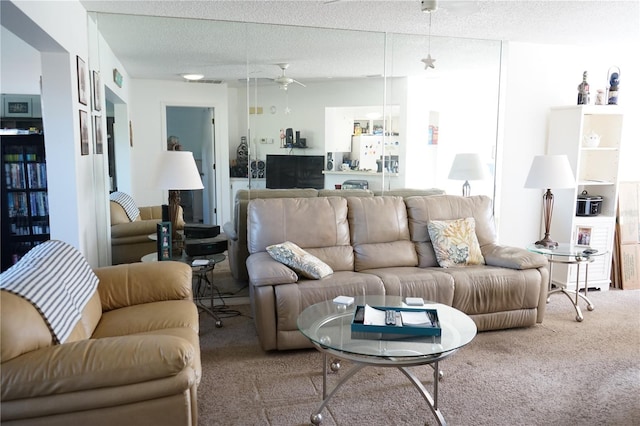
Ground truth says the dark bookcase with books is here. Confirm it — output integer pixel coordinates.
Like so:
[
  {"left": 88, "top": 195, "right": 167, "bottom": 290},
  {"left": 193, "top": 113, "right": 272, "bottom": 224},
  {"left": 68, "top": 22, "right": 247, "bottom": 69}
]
[{"left": 1, "top": 134, "right": 49, "bottom": 271}]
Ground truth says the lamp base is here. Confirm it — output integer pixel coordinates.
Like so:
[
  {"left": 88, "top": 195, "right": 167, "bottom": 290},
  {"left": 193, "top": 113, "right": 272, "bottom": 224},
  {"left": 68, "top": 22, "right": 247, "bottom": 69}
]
[{"left": 534, "top": 236, "right": 558, "bottom": 248}]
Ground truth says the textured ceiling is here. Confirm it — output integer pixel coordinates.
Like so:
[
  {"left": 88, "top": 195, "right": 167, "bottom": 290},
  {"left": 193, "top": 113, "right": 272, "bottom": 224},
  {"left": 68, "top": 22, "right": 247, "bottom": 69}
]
[{"left": 80, "top": 0, "right": 640, "bottom": 83}]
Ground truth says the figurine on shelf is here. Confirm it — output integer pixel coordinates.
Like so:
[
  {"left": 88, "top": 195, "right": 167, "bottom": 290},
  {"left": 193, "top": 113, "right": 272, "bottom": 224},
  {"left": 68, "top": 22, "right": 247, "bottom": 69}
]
[
  {"left": 577, "top": 71, "right": 590, "bottom": 105},
  {"left": 607, "top": 67, "right": 620, "bottom": 105}
]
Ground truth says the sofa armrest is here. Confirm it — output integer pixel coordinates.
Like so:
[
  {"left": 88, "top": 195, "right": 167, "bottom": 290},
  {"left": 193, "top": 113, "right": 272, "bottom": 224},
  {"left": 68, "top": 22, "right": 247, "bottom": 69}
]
[
  {"left": 0, "top": 334, "right": 196, "bottom": 401},
  {"left": 247, "top": 252, "right": 298, "bottom": 287},
  {"left": 222, "top": 221, "right": 237, "bottom": 241},
  {"left": 482, "top": 244, "right": 548, "bottom": 270},
  {"left": 110, "top": 220, "right": 160, "bottom": 238},
  {"left": 95, "top": 261, "right": 193, "bottom": 311}
]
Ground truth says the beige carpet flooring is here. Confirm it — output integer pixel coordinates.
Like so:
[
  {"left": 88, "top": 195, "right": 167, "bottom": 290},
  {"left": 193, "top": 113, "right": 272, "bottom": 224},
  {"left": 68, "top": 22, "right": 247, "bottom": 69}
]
[{"left": 200, "top": 262, "right": 640, "bottom": 426}]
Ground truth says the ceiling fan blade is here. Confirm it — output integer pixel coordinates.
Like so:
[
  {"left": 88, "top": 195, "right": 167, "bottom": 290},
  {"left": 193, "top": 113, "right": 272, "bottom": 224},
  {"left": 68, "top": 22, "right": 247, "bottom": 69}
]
[{"left": 292, "top": 79, "right": 306, "bottom": 87}]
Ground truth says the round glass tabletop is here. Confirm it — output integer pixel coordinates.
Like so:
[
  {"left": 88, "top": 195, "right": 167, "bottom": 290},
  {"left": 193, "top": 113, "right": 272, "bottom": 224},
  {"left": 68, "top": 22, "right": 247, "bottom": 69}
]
[
  {"left": 297, "top": 295, "right": 477, "bottom": 360},
  {"left": 527, "top": 243, "right": 606, "bottom": 259}
]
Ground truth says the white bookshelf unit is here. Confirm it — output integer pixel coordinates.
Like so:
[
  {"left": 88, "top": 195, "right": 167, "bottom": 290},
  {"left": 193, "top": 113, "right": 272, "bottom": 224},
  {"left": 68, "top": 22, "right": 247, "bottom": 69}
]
[{"left": 546, "top": 105, "right": 624, "bottom": 291}]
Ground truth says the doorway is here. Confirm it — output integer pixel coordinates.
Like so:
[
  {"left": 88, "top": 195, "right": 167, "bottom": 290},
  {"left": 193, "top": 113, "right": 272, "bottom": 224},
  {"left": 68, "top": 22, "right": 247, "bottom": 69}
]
[{"left": 166, "top": 106, "right": 216, "bottom": 225}]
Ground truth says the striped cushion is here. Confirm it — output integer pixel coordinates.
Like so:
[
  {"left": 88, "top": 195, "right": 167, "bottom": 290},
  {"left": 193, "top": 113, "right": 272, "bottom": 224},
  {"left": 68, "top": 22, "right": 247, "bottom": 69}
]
[
  {"left": 0, "top": 240, "right": 99, "bottom": 344},
  {"left": 109, "top": 191, "right": 140, "bottom": 222}
]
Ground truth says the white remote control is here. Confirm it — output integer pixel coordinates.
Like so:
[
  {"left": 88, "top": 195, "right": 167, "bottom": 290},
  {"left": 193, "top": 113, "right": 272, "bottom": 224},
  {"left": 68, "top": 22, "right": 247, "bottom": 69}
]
[
  {"left": 405, "top": 297, "right": 425, "bottom": 306},
  {"left": 333, "top": 296, "right": 355, "bottom": 306}
]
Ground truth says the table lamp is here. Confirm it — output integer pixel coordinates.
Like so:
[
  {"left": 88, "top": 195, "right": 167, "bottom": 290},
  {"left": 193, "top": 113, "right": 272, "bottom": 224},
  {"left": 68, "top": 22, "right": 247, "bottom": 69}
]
[
  {"left": 155, "top": 151, "right": 204, "bottom": 251},
  {"left": 524, "top": 154, "right": 575, "bottom": 248},
  {"left": 448, "top": 153, "right": 488, "bottom": 196}
]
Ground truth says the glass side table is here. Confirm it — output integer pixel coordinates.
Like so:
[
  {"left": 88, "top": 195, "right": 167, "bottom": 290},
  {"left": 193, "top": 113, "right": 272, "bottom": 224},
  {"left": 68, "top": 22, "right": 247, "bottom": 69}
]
[{"left": 528, "top": 243, "right": 606, "bottom": 322}]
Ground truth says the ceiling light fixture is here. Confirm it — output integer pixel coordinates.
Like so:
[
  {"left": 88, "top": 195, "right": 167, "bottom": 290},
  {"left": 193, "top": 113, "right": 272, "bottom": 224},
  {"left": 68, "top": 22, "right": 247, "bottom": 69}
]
[
  {"left": 181, "top": 73, "right": 204, "bottom": 81},
  {"left": 421, "top": 0, "right": 437, "bottom": 70}
]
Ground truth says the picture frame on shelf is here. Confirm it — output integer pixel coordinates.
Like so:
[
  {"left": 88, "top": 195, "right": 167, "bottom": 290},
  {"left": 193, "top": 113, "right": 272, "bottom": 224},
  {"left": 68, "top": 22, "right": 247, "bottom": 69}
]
[
  {"left": 157, "top": 222, "right": 172, "bottom": 261},
  {"left": 576, "top": 226, "right": 592, "bottom": 247},
  {"left": 79, "top": 110, "right": 89, "bottom": 156},
  {"left": 76, "top": 56, "right": 88, "bottom": 106},
  {"left": 92, "top": 71, "right": 102, "bottom": 111},
  {"left": 93, "top": 115, "right": 103, "bottom": 155}
]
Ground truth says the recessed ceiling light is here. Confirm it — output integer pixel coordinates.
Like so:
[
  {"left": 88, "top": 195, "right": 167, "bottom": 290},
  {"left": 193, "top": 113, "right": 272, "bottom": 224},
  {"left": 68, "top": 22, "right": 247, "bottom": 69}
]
[{"left": 182, "top": 74, "right": 204, "bottom": 81}]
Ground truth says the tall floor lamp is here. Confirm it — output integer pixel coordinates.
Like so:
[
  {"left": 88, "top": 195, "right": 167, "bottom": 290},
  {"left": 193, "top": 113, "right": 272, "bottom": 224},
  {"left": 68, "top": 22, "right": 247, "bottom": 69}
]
[
  {"left": 524, "top": 155, "right": 575, "bottom": 248},
  {"left": 448, "top": 153, "right": 488, "bottom": 197},
  {"left": 155, "top": 151, "right": 204, "bottom": 252}
]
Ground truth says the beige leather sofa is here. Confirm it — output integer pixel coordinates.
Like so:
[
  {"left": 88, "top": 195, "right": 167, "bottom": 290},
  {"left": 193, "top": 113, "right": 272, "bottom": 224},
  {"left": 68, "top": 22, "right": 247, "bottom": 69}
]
[
  {"left": 223, "top": 188, "right": 374, "bottom": 281},
  {"left": 1, "top": 259, "right": 200, "bottom": 425},
  {"left": 246, "top": 195, "right": 549, "bottom": 351},
  {"left": 223, "top": 187, "right": 445, "bottom": 282},
  {"left": 110, "top": 201, "right": 184, "bottom": 265}
]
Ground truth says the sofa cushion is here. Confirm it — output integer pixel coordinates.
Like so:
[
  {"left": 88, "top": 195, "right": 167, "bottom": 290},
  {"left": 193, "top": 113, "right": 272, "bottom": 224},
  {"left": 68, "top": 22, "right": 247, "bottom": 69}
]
[
  {"left": 427, "top": 217, "right": 485, "bottom": 267},
  {"left": 347, "top": 196, "right": 418, "bottom": 271},
  {"left": 109, "top": 191, "right": 140, "bottom": 222},
  {"left": 0, "top": 240, "right": 99, "bottom": 344},
  {"left": 405, "top": 195, "right": 497, "bottom": 268},
  {"left": 247, "top": 197, "right": 353, "bottom": 270},
  {"left": 267, "top": 241, "right": 333, "bottom": 279}
]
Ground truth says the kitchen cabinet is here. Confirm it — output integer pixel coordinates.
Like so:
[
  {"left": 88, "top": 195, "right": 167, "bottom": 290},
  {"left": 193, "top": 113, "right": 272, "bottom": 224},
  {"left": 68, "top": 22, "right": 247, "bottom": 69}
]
[
  {"left": 546, "top": 105, "right": 623, "bottom": 291},
  {"left": 1, "top": 134, "right": 49, "bottom": 271}
]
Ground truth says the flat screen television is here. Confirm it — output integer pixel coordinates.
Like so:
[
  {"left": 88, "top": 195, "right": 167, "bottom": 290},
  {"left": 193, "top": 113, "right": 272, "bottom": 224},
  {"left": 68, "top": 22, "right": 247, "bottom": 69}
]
[{"left": 266, "top": 154, "right": 324, "bottom": 189}]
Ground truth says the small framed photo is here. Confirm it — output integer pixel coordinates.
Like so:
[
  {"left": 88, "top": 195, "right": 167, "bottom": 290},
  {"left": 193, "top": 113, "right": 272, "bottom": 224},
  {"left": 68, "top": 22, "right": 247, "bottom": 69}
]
[
  {"left": 76, "top": 56, "right": 88, "bottom": 105},
  {"left": 157, "top": 222, "right": 172, "bottom": 261},
  {"left": 92, "top": 71, "right": 102, "bottom": 111},
  {"left": 575, "top": 226, "right": 592, "bottom": 247},
  {"left": 93, "top": 115, "right": 103, "bottom": 154},
  {"left": 79, "top": 110, "right": 89, "bottom": 155}
]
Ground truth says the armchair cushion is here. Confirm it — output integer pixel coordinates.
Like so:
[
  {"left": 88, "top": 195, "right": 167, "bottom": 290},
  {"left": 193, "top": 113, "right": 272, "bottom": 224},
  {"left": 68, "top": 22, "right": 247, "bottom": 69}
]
[{"left": 95, "top": 261, "right": 193, "bottom": 312}]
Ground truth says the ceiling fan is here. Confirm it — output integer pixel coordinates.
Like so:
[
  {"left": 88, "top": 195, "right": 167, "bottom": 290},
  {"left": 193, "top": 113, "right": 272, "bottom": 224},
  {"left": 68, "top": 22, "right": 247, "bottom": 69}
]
[{"left": 272, "top": 63, "right": 306, "bottom": 90}]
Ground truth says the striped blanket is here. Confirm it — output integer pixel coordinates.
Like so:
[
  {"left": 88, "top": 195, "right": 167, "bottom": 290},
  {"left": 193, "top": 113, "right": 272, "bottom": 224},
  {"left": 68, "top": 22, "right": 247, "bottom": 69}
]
[
  {"left": 0, "top": 240, "right": 99, "bottom": 344},
  {"left": 109, "top": 191, "right": 140, "bottom": 222}
]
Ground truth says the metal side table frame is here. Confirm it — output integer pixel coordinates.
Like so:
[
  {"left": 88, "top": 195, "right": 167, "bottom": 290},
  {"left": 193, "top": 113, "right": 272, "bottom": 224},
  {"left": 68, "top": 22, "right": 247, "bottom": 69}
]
[
  {"left": 191, "top": 253, "right": 227, "bottom": 328},
  {"left": 528, "top": 244, "right": 605, "bottom": 322},
  {"left": 141, "top": 251, "right": 227, "bottom": 327}
]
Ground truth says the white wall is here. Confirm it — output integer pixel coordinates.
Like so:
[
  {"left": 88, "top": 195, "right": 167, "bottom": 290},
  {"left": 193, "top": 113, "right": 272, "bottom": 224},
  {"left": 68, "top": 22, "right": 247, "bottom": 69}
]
[
  {"left": 499, "top": 41, "right": 640, "bottom": 248},
  {"left": 0, "top": 26, "right": 41, "bottom": 94},
  {"left": 128, "top": 80, "right": 231, "bottom": 225}
]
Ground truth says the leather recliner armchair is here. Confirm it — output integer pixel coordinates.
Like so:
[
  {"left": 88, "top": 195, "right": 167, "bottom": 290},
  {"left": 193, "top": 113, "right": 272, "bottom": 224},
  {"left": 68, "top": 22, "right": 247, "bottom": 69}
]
[
  {"left": 110, "top": 201, "right": 185, "bottom": 264},
  {"left": 1, "top": 260, "right": 201, "bottom": 425}
]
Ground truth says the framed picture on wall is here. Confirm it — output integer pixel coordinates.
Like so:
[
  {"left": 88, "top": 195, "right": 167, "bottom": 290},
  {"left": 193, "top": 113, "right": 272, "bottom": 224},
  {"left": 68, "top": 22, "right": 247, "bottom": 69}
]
[
  {"left": 92, "top": 71, "right": 102, "bottom": 111},
  {"left": 93, "top": 115, "right": 103, "bottom": 154},
  {"left": 79, "top": 110, "right": 89, "bottom": 155},
  {"left": 76, "top": 56, "right": 88, "bottom": 106},
  {"left": 576, "top": 226, "right": 593, "bottom": 247}
]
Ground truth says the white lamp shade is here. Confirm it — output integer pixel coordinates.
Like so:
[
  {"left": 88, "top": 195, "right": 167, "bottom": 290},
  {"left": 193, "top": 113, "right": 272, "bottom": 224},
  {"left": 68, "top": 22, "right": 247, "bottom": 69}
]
[
  {"left": 524, "top": 155, "right": 575, "bottom": 189},
  {"left": 155, "top": 151, "right": 204, "bottom": 190},
  {"left": 448, "top": 153, "right": 488, "bottom": 181}
]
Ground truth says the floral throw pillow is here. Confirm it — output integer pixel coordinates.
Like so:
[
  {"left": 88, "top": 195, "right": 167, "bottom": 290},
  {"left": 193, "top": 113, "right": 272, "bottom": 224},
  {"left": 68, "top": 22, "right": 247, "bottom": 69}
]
[
  {"left": 266, "top": 241, "right": 334, "bottom": 280},
  {"left": 427, "top": 218, "right": 485, "bottom": 268}
]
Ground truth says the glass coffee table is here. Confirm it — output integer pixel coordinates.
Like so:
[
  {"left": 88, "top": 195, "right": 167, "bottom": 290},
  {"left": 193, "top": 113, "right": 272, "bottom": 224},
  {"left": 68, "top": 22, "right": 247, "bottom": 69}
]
[
  {"left": 528, "top": 243, "right": 606, "bottom": 322},
  {"left": 297, "top": 295, "right": 477, "bottom": 425}
]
